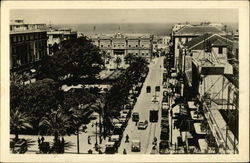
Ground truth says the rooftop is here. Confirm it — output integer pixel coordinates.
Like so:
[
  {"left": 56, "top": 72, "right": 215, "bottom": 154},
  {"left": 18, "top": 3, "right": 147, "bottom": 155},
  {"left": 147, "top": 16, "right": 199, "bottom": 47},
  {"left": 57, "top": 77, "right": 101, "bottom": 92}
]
[
  {"left": 10, "top": 29, "right": 47, "bottom": 35},
  {"left": 185, "top": 33, "right": 233, "bottom": 50},
  {"left": 91, "top": 32, "right": 151, "bottom": 39},
  {"left": 174, "top": 25, "right": 224, "bottom": 36}
]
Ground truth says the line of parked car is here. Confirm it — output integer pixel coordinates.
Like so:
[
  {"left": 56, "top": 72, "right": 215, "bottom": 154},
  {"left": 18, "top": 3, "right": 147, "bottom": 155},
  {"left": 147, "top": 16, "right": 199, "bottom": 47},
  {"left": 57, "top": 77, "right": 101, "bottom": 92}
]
[
  {"left": 104, "top": 73, "right": 147, "bottom": 154},
  {"left": 159, "top": 68, "right": 172, "bottom": 154}
]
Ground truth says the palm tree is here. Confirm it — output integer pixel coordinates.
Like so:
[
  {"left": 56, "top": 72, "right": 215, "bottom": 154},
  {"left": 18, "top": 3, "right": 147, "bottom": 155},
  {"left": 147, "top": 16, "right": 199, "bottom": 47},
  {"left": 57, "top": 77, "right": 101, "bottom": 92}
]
[
  {"left": 124, "top": 53, "right": 135, "bottom": 65},
  {"left": 39, "top": 106, "right": 71, "bottom": 143},
  {"left": 114, "top": 56, "right": 122, "bottom": 69},
  {"left": 69, "top": 104, "right": 94, "bottom": 154},
  {"left": 10, "top": 109, "right": 33, "bottom": 141}
]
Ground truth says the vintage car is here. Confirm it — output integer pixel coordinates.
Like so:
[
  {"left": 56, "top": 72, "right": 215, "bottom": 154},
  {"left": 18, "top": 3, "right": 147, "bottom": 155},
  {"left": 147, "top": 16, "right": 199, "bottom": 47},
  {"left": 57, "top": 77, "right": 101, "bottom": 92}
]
[
  {"left": 138, "top": 120, "right": 148, "bottom": 129},
  {"left": 131, "top": 140, "right": 141, "bottom": 152}
]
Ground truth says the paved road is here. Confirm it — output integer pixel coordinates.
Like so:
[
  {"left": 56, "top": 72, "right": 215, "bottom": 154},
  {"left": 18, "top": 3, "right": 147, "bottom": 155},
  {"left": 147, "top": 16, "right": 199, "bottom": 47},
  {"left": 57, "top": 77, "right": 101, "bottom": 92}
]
[{"left": 118, "top": 57, "right": 164, "bottom": 154}]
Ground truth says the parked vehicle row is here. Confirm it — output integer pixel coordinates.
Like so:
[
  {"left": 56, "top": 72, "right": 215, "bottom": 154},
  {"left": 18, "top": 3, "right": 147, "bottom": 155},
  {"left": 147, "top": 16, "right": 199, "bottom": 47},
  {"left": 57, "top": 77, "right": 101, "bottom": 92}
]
[{"left": 105, "top": 72, "right": 147, "bottom": 154}]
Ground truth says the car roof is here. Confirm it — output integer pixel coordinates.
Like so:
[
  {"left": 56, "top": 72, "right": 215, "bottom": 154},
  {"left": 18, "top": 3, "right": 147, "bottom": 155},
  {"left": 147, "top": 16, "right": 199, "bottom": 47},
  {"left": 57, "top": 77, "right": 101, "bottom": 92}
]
[
  {"left": 132, "top": 140, "right": 140, "bottom": 143},
  {"left": 106, "top": 142, "right": 115, "bottom": 146},
  {"left": 111, "top": 135, "right": 120, "bottom": 139}
]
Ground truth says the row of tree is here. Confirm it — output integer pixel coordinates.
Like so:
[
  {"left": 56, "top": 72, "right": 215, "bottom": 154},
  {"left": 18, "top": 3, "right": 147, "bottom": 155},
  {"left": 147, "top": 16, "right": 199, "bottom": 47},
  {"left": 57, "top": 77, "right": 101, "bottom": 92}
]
[{"left": 10, "top": 35, "right": 149, "bottom": 153}]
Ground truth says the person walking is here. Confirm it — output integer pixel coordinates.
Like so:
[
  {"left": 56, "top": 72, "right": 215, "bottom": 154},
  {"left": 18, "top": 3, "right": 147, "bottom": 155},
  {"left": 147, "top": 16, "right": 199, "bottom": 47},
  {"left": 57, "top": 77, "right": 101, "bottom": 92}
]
[
  {"left": 41, "top": 136, "right": 45, "bottom": 143},
  {"left": 123, "top": 148, "right": 127, "bottom": 154},
  {"left": 125, "top": 134, "right": 129, "bottom": 143},
  {"left": 88, "top": 136, "right": 91, "bottom": 144},
  {"left": 37, "top": 137, "right": 41, "bottom": 145}
]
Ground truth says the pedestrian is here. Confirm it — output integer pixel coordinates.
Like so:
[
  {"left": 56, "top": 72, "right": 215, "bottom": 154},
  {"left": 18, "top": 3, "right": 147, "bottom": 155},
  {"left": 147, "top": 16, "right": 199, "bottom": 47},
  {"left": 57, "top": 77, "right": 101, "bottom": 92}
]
[
  {"left": 108, "top": 136, "right": 111, "bottom": 141},
  {"left": 123, "top": 148, "right": 127, "bottom": 154},
  {"left": 154, "top": 137, "right": 157, "bottom": 143},
  {"left": 88, "top": 136, "right": 91, "bottom": 144},
  {"left": 41, "top": 136, "right": 45, "bottom": 143},
  {"left": 88, "top": 149, "right": 93, "bottom": 154},
  {"left": 82, "top": 125, "right": 86, "bottom": 132},
  {"left": 61, "top": 137, "right": 65, "bottom": 144},
  {"left": 37, "top": 137, "right": 41, "bottom": 145},
  {"left": 125, "top": 134, "right": 129, "bottom": 143}
]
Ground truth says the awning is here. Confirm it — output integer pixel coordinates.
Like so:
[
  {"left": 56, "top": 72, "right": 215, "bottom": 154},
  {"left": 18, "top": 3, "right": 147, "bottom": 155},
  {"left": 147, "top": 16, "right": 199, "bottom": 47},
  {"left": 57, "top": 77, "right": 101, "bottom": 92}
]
[
  {"left": 30, "top": 69, "right": 36, "bottom": 73},
  {"left": 198, "top": 139, "right": 208, "bottom": 152},
  {"left": 193, "top": 123, "right": 206, "bottom": 135},
  {"left": 188, "top": 101, "right": 197, "bottom": 110}
]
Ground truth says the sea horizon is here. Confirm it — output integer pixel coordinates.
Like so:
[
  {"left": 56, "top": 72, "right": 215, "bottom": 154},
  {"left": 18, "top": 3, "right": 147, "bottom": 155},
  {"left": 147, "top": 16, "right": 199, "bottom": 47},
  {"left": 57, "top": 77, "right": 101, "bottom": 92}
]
[{"left": 52, "top": 22, "right": 238, "bottom": 36}]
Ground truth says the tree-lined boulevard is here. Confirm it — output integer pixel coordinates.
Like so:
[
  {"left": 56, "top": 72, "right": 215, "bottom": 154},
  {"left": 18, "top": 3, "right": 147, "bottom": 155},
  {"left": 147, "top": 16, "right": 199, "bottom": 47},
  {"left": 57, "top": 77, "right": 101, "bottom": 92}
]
[{"left": 10, "top": 36, "right": 150, "bottom": 154}]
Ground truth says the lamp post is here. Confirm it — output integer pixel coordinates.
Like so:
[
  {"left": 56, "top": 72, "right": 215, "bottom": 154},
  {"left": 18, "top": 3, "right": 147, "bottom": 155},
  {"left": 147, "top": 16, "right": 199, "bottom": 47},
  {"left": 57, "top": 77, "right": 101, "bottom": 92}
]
[{"left": 95, "top": 121, "right": 98, "bottom": 150}]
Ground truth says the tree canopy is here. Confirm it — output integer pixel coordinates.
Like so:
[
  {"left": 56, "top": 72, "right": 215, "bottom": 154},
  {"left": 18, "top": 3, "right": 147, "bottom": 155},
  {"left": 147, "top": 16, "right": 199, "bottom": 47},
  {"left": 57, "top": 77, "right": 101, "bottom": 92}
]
[{"left": 38, "top": 36, "right": 104, "bottom": 81}]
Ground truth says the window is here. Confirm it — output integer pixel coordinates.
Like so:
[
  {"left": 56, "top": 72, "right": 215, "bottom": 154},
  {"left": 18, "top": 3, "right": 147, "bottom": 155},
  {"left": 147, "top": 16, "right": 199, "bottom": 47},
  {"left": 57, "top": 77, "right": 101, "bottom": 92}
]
[
  {"left": 108, "top": 45, "right": 110, "bottom": 47},
  {"left": 218, "top": 47, "right": 223, "bottom": 54},
  {"left": 136, "top": 53, "right": 138, "bottom": 55},
  {"left": 142, "top": 53, "right": 144, "bottom": 55},
  {"left": 136, "top": 45, "right": 138, "bottom": 47},
  {"left": 129, "top": 45, "right": 131, "bottom": 47},
  {"left": 101, "top": 45, "right": 103, "bottom": 47},
  {"left": 146, "top": 53, "right": 148, "bottom": 55},
  {"left": 114, "top": 45, "right": 116, "bottom": 47}
]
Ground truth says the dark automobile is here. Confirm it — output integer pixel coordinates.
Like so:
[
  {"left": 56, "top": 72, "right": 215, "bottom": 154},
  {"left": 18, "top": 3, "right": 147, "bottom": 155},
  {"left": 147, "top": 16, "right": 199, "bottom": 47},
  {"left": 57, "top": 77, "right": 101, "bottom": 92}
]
[
  {"left": 161, "top": 118, "right": 169, "bottom": 128},
  {"left": 162, "top": 109, "right": 169, "bottom": 117},
  {"left": 132, "top": 112, "right": 139, "bottom": 122},
  {"left": 155, "top": 86, "right": 160, "bottom": 92},
  {"left": 149, "top": 109, "right": 159, "bottom": 122},
  {"left": 163, "top": 91, "right": 168, "bottom": 97},
  {"left": 12, "top": 139, "right": 28, "bottom": 154},
  {"left": 159, "top": 140, "right": 170, "bottom": 154},
  {"left": 146, "top": 86, "right": 151, "bottom": 93},
  {"left": 160, "top": 128, "right": 169, "bottom": 140},
  {"left": 105, "top": 142, "right": 117, "bottom": 154},
  {"left": 162, "top": 97, "right": 168, "bottom": 103}
]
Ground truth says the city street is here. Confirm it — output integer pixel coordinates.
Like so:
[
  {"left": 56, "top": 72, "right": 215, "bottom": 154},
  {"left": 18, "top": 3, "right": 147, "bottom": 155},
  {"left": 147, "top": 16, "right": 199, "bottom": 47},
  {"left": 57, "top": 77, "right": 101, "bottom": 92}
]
[{"left": 118, "top": 57, "right": 164, "bottom": 154}]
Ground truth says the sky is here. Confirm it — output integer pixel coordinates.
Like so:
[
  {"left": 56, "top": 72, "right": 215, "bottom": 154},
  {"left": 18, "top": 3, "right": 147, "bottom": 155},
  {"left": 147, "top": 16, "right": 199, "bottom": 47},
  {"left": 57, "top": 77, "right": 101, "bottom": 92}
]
[{"left": 10, "top": 9, "right": 238, "bottom": 24}]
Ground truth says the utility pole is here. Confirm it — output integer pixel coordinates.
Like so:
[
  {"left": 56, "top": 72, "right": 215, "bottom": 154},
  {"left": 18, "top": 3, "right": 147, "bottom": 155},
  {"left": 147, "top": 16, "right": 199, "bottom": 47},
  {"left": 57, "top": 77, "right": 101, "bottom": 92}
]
[{"left": 95, "top": 121, "right": 98, "bottom": 150}]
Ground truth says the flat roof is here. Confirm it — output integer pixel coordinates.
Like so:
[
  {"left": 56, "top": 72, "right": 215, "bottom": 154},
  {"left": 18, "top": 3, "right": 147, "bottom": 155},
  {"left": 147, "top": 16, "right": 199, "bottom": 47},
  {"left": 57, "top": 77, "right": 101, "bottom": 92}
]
[{"left": 10, "top": 29, "right": 47, "bottom": 35}]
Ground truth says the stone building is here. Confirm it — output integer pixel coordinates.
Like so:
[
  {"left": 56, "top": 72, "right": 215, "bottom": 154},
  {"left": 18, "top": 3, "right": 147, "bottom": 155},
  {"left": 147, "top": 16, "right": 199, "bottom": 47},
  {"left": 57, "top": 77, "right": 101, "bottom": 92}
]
[
  {"left": 47, "top": 27, "right": 77, "bottom": 55},
  {"left": 91, "top": 32, "right": 153, "bottom": 65},
  {"left": 10, "top": 20, "right": 47, "bottom": 73},
  {"left": 172, "top": 24, "right": 225, "bottom": 70}
]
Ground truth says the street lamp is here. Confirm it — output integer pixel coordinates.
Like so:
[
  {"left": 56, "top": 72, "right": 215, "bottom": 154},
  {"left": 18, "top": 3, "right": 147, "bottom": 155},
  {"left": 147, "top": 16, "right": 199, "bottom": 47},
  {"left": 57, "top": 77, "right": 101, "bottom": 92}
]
[{"left": 95, "top": 121, "right": 98, "bottom": 150}]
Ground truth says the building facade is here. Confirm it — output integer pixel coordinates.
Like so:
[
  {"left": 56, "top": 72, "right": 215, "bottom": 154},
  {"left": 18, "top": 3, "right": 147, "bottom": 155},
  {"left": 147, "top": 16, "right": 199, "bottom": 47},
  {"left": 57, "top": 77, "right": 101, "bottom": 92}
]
[
  {"left": 179, "top": 33, "right": 239, "bottom": 153},
  {"left": 47, "top": 28, "right": 77, "bottom": 55},
  {"left": 171, "top": 24, "right": 225, "bottom": 71},
  {"left": 10, "top": 20, "right": 47, "bottom": 73},
  {"left": 91, "top": 32, "right": 153, "bottom": 64}
]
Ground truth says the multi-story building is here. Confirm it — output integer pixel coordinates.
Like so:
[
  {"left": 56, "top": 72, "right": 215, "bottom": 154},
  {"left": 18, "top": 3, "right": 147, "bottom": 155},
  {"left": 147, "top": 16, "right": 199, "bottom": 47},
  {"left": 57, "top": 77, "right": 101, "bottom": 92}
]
[
  {"left": 10, "top": 20, "right": 47, "bottom": 73},
  {"left": 47, "top": 27, "right": 77, "bottom": 55},
  {"left": 172, "top": 24, "right": 225, "bottom": 71},
  {"left": 91, "top": 32, "right": 153, "bottom": 65},
  {"left": 180, "top": 33, "right": 239, "bottom": 153},
  {"left": 152, "top": 35, "right": 170, "bottom": 56}
]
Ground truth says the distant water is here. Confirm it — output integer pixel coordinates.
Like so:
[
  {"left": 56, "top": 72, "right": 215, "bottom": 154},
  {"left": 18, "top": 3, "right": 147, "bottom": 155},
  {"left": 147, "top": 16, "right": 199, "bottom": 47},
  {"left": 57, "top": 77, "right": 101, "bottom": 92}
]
[
  {"left": 53, "top": 23, "right": 175, "bottom": 36},
  {"left": 53, "top": 22, "right": 238, "bottom": 36}
]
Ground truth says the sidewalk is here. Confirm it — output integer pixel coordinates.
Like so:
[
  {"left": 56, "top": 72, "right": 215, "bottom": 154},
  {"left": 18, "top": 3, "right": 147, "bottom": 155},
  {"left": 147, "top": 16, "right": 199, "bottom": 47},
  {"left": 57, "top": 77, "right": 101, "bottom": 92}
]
[{"left": 10, "top": 113, "right": 109, "bottom": 154}]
